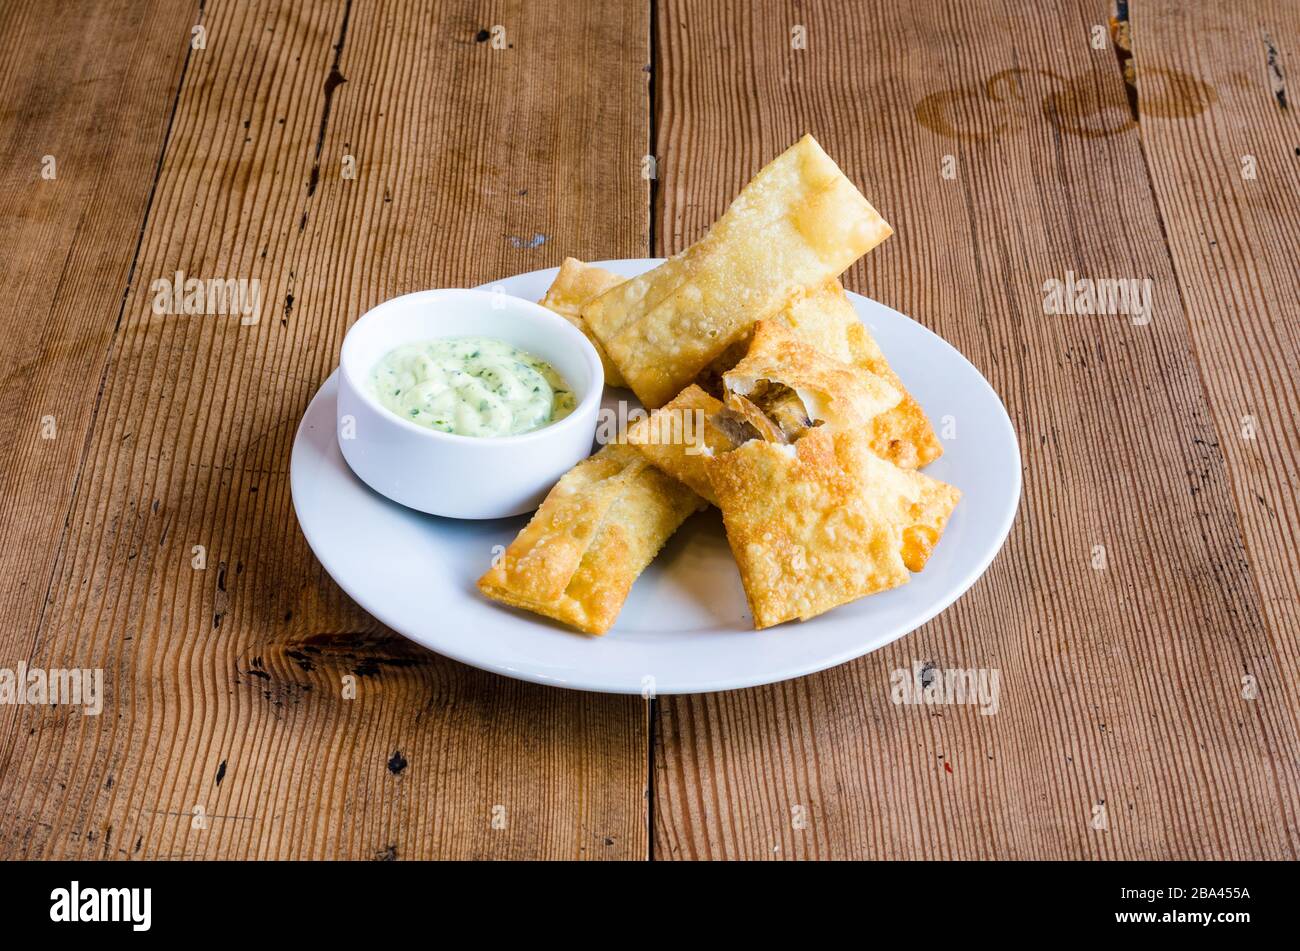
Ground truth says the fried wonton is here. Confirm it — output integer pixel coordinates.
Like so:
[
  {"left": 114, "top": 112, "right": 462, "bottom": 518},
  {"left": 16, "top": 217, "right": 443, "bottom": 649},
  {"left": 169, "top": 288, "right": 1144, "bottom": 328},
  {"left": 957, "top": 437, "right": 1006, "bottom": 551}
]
[
  {"left": 722, "top": 320, "right": 901, "bottom": 439},
  {"left": 845, "top": 322, "right": 943, "bottom": 469},
  {"left": 582, "top": 135, "right": 893, "bottom": 408},
  {"left": 477, "top": 445, "right": 704, "bottom": 634},
  {"left": 690, "top": 282, "right": 863, "bottom": 395},
  {"left": 538, "top": 257, "right": 628, "bottom": 388},
  {"left": 625, "top": 385, "right": 736, "bottom": 505},
  {"left": 628, "top": 323, "right": 902, "bottom": 501},
  {"left": 706, "top": 428, "right": 961, "bottom": 629},
  {"left": 770, "top": 281, "right": 858, "bottom": 362},
  {"left": 690, "top": 337, "right": 752, "bottom": 400},
  {"left": 771, "top": 280, "right": 942, "bottom": 468}
]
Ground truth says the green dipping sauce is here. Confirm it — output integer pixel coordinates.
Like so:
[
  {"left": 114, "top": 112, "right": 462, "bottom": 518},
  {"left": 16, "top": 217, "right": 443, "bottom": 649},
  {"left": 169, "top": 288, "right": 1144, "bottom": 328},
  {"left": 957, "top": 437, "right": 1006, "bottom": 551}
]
[{"left": 370, "top": 336, "right": 577, "bottom": 437}]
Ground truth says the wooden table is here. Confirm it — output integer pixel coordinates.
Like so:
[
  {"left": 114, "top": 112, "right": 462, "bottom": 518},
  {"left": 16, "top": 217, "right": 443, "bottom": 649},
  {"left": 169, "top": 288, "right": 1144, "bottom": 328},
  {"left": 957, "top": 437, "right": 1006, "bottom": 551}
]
[{"left": 1, "top": 0, "right": 1296, "bottom": 861}]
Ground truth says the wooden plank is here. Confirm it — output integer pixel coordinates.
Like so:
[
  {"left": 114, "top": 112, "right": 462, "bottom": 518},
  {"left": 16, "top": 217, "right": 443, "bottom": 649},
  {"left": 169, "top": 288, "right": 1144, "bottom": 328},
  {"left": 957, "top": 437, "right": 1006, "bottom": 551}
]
[
  {"left": 0, "top": 0, "right": 650, "bottom": 860},
  {"left": 652, "top": 0, "right": 1300, "bottom": 859},
  {"left": 0, "top": 0, "right": 198, "bottom": 810},
  {"left": 1133, "top": 1, "right": 1300, "bottom": 723}
]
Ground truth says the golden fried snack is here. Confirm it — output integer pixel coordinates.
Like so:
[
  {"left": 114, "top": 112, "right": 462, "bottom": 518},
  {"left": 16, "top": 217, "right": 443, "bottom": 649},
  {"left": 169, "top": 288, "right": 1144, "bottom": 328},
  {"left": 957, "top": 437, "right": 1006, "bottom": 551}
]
[
  {"left": 690, "top": 282, "right": 862, "bottom": 394},
  {"left": 628, "top": 323, "right": 901, "bottom": 502},
  {"left": 722, "top": 320, "right": 901, "bottom": 439},
  {"left": 538, "top": 257, "right": 628, "bottom": 388},
  {"left": 582, "top": 135, "right": 893, "bottom": 408},
  {"left": 689, "top": 338, "right": 752, "bottom": 399},
  {"left": 770, "top": 280, "right": 942, "bottom": 468},
  {"left": 769, "top": 281, "right": 858, "bottom": 362},
  {"left": 625, "top": 385, "right": 736, "bottom": 505},
  {"left": 477, "top": 445, "right": 704, "bottom": 634},
  {"left": 845, "top": 321, "right": 943, "bottom": 469},
  {"left": 707, "top": 428, "right": 960, "bottom": 629}
]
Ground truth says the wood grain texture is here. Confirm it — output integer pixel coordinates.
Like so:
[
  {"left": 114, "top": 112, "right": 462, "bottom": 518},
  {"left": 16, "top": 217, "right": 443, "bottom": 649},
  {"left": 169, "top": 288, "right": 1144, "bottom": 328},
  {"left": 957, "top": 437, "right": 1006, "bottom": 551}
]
[
  {"left": 0, "top": 0, "right": 650, "bottom": 860},
  {"left": 0, "top": 0, "right": 197, "bottom": 808},
  {"left": 1134, "top": 1, "right": 1300, "bottom": 723},
  {"left": 4, "top": 0, "right": 1297, "bottom": 864},
  {"left": 652, "top": 0, "right": 1300, "bottom": 859}
]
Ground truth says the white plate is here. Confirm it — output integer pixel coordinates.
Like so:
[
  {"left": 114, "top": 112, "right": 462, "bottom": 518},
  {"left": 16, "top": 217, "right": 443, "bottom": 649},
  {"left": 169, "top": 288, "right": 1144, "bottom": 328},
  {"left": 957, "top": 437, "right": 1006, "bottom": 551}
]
[{"left": 291, "top": 260, "right": 1021, "bottom": 694}]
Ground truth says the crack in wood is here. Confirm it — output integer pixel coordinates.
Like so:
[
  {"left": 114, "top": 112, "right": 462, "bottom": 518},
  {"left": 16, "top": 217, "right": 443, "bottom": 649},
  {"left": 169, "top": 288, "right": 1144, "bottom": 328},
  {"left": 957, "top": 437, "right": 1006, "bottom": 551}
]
[
  {"left": 302, "top": 0, "right": 353, "bottom": 232},
  {"left": 1111, "top": 2, "right": 1138, "bottom": 121},
  {"left": 1265, "top": 31, "right": 1287, "bottom": 109}
]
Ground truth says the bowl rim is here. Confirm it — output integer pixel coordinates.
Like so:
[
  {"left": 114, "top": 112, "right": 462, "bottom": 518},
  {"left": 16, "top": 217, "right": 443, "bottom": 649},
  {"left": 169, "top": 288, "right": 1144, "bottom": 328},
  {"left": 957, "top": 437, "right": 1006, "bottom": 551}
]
[{"left": 339, "top": 287, "right": 604, "bottom": 446}]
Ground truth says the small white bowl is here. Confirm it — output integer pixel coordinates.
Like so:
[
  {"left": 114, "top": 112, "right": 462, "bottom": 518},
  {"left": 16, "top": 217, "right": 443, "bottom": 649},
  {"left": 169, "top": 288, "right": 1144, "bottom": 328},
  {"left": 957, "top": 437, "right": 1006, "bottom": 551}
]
[{"left": 336, "top": 288, "right": 602, "bottom": 519}]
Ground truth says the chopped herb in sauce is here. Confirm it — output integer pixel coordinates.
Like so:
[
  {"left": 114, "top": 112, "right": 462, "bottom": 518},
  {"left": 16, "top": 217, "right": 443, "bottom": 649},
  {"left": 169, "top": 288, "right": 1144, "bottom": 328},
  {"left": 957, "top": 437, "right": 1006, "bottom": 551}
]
[{"left": 370, "top": 336, "right": 578, "bottom": 437}]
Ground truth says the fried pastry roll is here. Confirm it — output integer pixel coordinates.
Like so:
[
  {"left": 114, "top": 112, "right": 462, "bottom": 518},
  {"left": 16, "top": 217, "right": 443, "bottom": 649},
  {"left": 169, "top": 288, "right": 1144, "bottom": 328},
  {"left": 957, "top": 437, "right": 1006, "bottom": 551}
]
[
  {"left": 628, "top": 322, "right": 902, "bottom": 502},
  {"left": 706, "top": 428, "right": 961, "bottom": 629},
  {"left": 582, "top": 135, "right": 893, "bottom": 408},
  {"left": 538, "top": 257, "right": 628, "bottom": 388},
  {"left": 689, "top": 281, "right": 862, "bottom": 395},
  {"left": 625, "top": 385, "right": 736, "bottom": 505},
  {"left": 844, "top": 321, "right": 943, "bottom": 469},
  {"left": 770, "top": 281, "right": 943, "bottom": 468},
  {"left": 686, "top": 282, "right": 940, "bottom": 468},
  {"left": 768, "top": 281, "right": 858, "bottom": 362},
  {"left": 477, "top": 445, "right": 704, "bottom": 634},
  {"left": 721, "top": 320, "right": 901, "bottom": 440}
]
